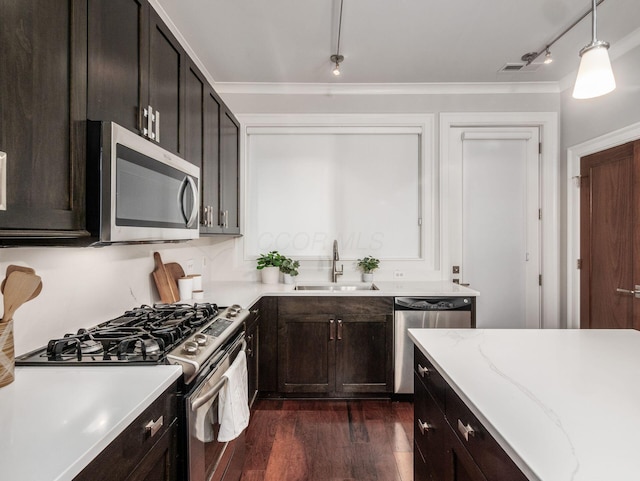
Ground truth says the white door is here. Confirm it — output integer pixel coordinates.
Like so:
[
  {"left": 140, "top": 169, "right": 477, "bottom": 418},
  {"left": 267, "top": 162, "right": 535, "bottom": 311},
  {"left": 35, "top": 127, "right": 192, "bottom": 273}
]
[{"left": 447, "top": 127, "right": 541, "bottom": 329}]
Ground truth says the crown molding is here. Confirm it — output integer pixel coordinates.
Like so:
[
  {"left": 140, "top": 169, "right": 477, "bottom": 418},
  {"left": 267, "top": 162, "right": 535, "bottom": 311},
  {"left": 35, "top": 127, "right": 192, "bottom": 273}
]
[{"left": 214, "top": 81, "right": 560, "bottom": 96}]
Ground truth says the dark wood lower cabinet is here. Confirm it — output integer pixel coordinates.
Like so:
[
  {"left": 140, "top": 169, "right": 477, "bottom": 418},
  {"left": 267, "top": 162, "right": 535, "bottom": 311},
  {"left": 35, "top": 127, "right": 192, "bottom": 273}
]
[
  {"left": 413, "top": 349, "right": 527, "bottom": 481},
  {"left": 277, "top": 296, "right": 393, "bottom": 396},
  {"left": 73, "top": 383, "right": 178, "bottom": 481},
  {"left": 245, "top": 300, "right": 260, "bottom": 407}
]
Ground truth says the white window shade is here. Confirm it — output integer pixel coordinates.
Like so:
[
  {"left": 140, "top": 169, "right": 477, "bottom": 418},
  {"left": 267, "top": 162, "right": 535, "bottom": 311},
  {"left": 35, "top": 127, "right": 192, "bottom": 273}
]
[{"left": 246, "top": 131, "right": 421, "bottom": 259}]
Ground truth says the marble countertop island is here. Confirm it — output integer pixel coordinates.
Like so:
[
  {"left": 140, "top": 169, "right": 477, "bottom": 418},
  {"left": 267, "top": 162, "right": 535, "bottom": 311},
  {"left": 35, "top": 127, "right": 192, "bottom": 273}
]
[{"left": 408, "top": 328, "right": 640, "bottom": 481}]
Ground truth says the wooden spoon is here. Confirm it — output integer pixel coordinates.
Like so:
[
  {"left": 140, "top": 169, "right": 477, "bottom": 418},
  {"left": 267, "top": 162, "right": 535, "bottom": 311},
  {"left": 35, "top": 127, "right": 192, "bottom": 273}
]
[
  {"left": 0, "top": 265, "right": 41, "bottom": 301},
  {"left": 2, "top": 271, "right": 42, "bottom": 323}
]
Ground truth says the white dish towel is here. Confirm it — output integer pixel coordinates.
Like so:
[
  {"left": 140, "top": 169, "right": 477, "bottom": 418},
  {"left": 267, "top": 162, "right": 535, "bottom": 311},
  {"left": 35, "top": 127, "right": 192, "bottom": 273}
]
[{"left": 217, "top": 350, "right": 250, "bottom": 442}]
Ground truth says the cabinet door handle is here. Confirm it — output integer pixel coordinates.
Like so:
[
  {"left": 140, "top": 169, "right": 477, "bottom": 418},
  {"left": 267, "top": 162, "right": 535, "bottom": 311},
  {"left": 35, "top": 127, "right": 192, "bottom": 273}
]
[
  {"left": 155, "top": 109, "right": 160, "bottom": 143},
  {"left": 145, "top": 415, "right": 164, "bottom": 438},
  {"left": 0, "top": 151, "right": 6, "bottom": 211},
  {"left": 457, "top": 419, "right": 475, "bottom": 441},
  {"left": 329, "top": 319, "right": 335, "bottom": 340},
  {"left": 417, "top": 418, "right": 432, "bottom": 435},
  {"left": 143, "top": 106, "right": 152, "bottom": 138},
  {"left": 417, "top": 363, "right": 431, "bottom": 377},
  {"left": 337, "top": 319, "right": 343, "bottom": 340},
  {"left": 251, "top": 309, "right": 259, "bottom": 315}
]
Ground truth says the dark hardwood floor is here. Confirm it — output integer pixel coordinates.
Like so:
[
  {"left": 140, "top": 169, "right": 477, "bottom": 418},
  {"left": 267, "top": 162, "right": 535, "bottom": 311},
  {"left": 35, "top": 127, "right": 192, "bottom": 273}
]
[{"left": 240, "top": 399, "right": 414, "bottom": 481}]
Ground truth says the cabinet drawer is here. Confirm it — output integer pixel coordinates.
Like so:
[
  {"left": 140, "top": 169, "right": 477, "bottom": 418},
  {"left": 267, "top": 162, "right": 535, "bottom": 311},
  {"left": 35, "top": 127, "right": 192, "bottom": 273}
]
[
  {"left": 414, "top": 348, "right": 446, "bottom": 411},
  {"left": 445, "top": 386, "right": 527, "bottom": 481},
  {"left": 74, "top": 383, "right": 178, "bottom": 481},
  {"left": 414, "top": 373, "right": 445, "bottom": 481}
]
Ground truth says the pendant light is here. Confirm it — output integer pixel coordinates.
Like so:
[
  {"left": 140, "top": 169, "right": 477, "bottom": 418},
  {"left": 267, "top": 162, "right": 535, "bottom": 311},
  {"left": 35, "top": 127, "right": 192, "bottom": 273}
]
[{"left": 572, "top": 0, "right": 616, "bottom": 99}]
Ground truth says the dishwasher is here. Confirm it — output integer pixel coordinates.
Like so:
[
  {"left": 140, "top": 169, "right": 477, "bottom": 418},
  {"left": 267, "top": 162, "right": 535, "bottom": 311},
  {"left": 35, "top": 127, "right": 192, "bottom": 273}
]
[{"left": 394, "top": 296, "right": 473, "bottom": 394}]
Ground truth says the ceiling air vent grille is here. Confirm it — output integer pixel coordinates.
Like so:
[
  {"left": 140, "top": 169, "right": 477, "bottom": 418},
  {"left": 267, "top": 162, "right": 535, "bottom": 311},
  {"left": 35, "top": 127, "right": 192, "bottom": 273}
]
[{"left": 499, "top": 63, "right": 526, "bottom": 72}]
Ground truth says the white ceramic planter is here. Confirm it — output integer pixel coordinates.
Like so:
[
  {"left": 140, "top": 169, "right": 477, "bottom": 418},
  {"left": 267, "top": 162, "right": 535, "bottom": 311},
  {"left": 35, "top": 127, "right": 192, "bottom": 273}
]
[
  {"left": 282, "top": 273, "right": 294, "bottom": 285},
  {"left": 260, "top": 266, "right": 280, "bottom": 284},
  {"left": 362, "top": 273, "right": 374, "bottom": 282}
]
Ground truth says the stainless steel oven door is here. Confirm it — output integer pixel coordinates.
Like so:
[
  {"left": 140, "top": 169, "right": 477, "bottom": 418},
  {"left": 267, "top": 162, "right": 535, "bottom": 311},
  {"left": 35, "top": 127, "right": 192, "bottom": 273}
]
[{"left": 185, "top": 333, "right": 246, "bottom": 481}]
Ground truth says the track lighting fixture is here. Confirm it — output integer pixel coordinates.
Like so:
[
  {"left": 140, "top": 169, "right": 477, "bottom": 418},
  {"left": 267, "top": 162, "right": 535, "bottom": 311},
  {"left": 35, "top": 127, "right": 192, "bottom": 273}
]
[
  {"left": 517, "top": 0, "right": 615, "bottom": 99},
  {"left": 331, "top": 54, "right": 344, "bottom": 76},
  {"left": 573, "top": 0, "right": 615, "bottom": 99},
  {"left": 330, "top": 0, "right": 345, "bottom": 76}
]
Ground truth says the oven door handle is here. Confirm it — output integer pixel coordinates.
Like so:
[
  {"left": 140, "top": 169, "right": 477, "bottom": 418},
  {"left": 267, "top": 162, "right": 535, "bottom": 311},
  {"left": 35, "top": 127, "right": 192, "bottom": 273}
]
[{"left": 191, "top": 339, "right": 246, "bottom": 411}]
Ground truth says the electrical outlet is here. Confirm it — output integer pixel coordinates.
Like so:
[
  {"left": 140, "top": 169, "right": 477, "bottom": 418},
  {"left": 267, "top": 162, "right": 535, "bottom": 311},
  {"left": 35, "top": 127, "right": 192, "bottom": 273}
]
[
  {"left": 186, "top": 258, "right": 194, "bottom": 274},
  {"left": 393, "top": 270, "right": 404, "bottom": 279}
]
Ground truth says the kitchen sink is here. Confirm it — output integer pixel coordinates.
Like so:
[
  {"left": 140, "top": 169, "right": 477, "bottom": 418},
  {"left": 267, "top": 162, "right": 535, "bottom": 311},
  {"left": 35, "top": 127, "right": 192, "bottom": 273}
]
[{"left": 294, "top": 283, "right": 378, "bottom": 291}]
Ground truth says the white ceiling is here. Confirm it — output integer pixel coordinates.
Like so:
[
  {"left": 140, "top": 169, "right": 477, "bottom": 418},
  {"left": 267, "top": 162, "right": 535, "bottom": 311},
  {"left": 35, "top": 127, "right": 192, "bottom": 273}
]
[{"left": 155, "top": 0, "right": 640, "bottom": 85}]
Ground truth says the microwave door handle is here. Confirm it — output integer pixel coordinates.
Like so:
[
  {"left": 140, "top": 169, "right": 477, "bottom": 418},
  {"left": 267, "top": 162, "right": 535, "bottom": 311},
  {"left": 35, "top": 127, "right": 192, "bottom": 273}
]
[{"left": 178, "top": 176, "right": 199, "bottom": 227}]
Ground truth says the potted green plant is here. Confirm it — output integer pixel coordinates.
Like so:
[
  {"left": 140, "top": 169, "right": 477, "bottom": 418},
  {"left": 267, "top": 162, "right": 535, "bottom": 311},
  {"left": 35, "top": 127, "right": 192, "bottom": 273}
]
[
  {"left": 356, "top": 256, "right": 380, "bottom": 282},
  {"left": 256, "top": 251, "right": 284, "bottom": 284},
  {"left": 279, "top": 257, "right": 300, "bottom": 285}
]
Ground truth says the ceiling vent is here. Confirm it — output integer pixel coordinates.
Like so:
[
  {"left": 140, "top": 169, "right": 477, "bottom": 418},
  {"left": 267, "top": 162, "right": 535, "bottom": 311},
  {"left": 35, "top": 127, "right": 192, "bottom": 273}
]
[
  {"left": 498, "top": 62, "right": 542, "bottom": 73},
  {"left": 499, "top": 63, "right": 526, "bottom": 72}
]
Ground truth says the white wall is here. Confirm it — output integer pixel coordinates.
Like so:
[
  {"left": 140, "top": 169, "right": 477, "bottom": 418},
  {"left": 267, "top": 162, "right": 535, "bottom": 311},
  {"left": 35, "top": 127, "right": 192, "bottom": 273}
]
[{"left": 559, "top": 44, "right": 640, "bottom": 325}]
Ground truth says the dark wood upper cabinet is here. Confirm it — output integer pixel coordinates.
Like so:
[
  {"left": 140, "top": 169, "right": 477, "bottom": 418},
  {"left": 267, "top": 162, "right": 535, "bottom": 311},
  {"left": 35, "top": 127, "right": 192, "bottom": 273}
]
[
  {"left": 219, "top": 110, "right": 240, "bottom": 234},
  {"left": 200, "top": 88, "right": 241, "bottom": 236},
  {"left": 87, "top": 0, "right": 147, "bottom": 133},
  {"left": 87, "top": 0, "right": 186, "bottom": 157},
  {"left": 184, "top": 61, "right": 205, "bottom": 168},
  {"left": 0, "top": 0, "right": 88, "bottom": 239}
]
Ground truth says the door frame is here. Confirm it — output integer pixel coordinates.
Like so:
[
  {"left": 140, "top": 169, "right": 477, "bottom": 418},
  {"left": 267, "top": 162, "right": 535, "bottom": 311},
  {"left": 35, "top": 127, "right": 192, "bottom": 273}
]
[
  {"left": 440, "top": 112, "right": 560, "bottom": 329},
  {"left": 567, "top": 121, "right": 640, "bottom": 328}
]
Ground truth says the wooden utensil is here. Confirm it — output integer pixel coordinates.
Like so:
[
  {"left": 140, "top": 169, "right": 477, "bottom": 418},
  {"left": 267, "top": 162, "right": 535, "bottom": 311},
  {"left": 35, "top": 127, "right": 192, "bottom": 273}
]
[
  {"left": 2, "top": 271, "right": 42, "bottom": 323},
  {"left": 152, "top": 252, "right": 179, "bottom": 303},
  {"left": 1, "top": 265, "right": 34, "bottom": 291},
  {"left": 164, "top": 262, "right": 185, "bottom": 297},
  {"left": 1, "top": 265, "right": 41, "bottom": 301}
]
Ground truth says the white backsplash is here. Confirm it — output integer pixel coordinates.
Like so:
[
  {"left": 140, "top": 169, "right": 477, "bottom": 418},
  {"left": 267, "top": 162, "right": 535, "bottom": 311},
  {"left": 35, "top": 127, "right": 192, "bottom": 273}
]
[{"left": 2, "top": 235, "right": 442, "bottom": 355}]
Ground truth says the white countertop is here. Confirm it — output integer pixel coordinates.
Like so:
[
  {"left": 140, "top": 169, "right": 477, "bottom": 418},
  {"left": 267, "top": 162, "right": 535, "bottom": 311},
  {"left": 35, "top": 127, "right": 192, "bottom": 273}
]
[
  {"left": 408, "top": 328, "right": 640, "bottom": 481},
  {"left": 0, "top": 365, "right": 182, "bottom": 481},
  {"left": 198, "top": 280, "right": 479, "bottom": 308}
]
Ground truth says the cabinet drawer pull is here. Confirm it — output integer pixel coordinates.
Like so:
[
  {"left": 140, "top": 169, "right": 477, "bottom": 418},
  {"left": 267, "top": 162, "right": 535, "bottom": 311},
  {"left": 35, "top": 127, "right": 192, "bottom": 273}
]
[
  {"left": 155, "top": 109, "right": 160, "bottom": 143},
  {"left": 329, "top": 319, "right": 335, "bottom": 340},
  {"left": 337, "top": 319, "right": 343, "bottom": 340},
  {"left": 417, "top": 418, "right": 432, "bottom": 435},
  {"left": 145, "top": 415, "right": 164, "bottom": 438},
  {"left": 0, "top": 151, "right": 6, "bottom": 211},
  {"left": 251, "top": 309, "right": 259, "bottom": 315},
  {"left": 457, "top": 419, "right": 475, "bottom": 441},
  {"left": 417, "top": 363, "right": 431, "bottom": 377}
]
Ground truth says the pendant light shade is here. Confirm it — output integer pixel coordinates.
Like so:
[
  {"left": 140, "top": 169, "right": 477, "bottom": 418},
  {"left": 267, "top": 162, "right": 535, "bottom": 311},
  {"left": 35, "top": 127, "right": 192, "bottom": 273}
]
[
  {"left": 572, "top": 0, "right": 616, "bottom": 99},
  {"left": 572, "top": 43, "right": 616, "bottom": 99}
]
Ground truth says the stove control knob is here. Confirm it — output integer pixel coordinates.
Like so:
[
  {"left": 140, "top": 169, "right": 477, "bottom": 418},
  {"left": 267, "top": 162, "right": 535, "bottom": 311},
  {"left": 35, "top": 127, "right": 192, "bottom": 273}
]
[
  {"left": 227, "top": 310, "right": 238, "bottom": 318},
  {"left": 183, "top": 341, "right": 199, "bottom": 355},
  {"left": 194, "top": 334, "right": 207, "bottom": 346}
]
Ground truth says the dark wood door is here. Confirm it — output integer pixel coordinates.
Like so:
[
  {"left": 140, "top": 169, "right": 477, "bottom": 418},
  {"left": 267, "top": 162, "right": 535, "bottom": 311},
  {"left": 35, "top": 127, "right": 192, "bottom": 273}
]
[
  {"left": 87, "top": 0, "right": 148, "bottom": 133},
  {"left": 125, "top": 421, "right": 178, "bottom": 481},
  {"left": 0, "top": 0, "right": 87, "bottom": 237},
  {"left": 219, "top": 110, "right": 240, "bottom": 234},
  {"left": 200, "top": 88, "right": 221, "bottom": 233},
  {"left": 278, "top": 312, "right": 335, "bottom": 393},
  {"left": 184, "top": 61, "right": 205, "bottom": 168},
  {"left": 147, "top": 7, "right": 185, "bottom": 156},
  {"left": 335, "top": 312, "right": 392, "bottom": 393},
  {"left": 580, "top": 140, "right": 640, "bottom": 329},
  {"left": 245, "top": 305, "right": 260, "bottom": 407},
  {"left": 445, "top": 429, "right": 488, "bottom": 481}
]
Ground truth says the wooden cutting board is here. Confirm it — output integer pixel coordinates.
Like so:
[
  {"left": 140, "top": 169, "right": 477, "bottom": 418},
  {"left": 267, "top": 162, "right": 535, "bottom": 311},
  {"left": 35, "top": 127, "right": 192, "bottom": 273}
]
[
  {"left": 152, "top": 252, "right": 179, "bottom": 303},
  {"left": 164, "top": 262, "right": 185, "bottom": 298}
]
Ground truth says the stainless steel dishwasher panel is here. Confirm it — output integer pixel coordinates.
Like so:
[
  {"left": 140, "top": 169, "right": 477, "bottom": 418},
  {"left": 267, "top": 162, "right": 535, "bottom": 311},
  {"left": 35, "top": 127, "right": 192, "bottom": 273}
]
[{"left": 394, "top": 297, "right": 472, "bottom": 394}]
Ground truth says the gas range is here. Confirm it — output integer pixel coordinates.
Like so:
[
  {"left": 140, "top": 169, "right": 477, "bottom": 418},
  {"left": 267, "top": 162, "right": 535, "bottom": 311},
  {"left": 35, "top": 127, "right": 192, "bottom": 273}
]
[{"left": 15, "top": 302, "right": 249, "bottom": 383}]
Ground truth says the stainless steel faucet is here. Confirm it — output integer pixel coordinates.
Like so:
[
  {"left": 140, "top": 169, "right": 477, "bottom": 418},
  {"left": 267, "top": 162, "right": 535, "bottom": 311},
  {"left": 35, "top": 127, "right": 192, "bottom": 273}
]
[{"left": 332, "top": 239, "right": 343, "bottom": 283}]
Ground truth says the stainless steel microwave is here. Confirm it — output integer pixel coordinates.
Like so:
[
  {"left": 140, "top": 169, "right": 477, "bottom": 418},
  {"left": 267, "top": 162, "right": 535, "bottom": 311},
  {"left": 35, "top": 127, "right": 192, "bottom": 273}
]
[{"left": 87, "top": 121, "right": 200, "bottom": 245}]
